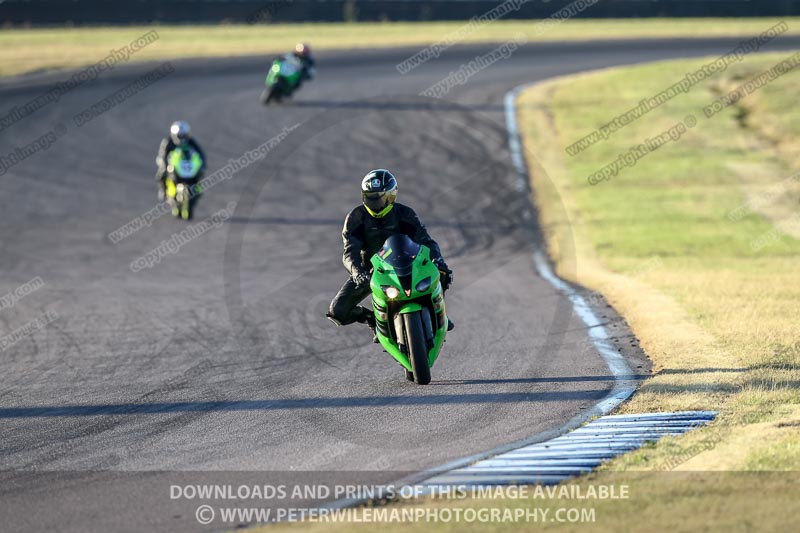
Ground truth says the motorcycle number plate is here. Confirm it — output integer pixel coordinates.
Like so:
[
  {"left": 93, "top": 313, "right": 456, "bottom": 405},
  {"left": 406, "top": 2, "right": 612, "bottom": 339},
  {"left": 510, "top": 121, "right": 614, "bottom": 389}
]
[{"left": 178, "top": 161, "right": 195, "bottom": 177}]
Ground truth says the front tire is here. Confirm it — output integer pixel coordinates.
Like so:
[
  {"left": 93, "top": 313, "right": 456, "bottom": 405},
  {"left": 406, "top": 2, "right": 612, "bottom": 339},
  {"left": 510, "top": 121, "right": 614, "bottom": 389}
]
[
  {"left": 404, "top": 312, "right": 431, "bottom": 385},
  {"left": 176, "top": 184, "right": 191, "bottom": 220},
  {"left": 263, "top": 78, "right": 287, "bottom": 105}
]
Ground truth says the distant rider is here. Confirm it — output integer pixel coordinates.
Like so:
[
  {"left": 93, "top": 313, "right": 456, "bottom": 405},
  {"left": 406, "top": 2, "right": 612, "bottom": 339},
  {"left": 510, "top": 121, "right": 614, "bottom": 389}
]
[
  {"left": 270, "top": 43, "right": 315, "bottom": 92},
  {"left": 155, "top": 121, "right": 206, "bottom": 201},
  {"left": 292, "top": 43, "right": 316, "bottom": 87},
  {"left": 327, "top": 169, "right": 454, "bottom": 335}
]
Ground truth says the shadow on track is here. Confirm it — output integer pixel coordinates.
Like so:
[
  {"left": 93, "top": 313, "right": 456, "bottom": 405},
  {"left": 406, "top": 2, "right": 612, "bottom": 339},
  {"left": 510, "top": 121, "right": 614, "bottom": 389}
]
[
  {"left": 0, "top": 389, "right": 612, "bottom": 418},
  {"left": 432, "top": 375, "right": 650, "bottom": 386},
  {"left": 226, "top": 215, "right": 514, "bottom": 231},
  {"left": 284, "top": 99, "right": 504, "bottom": 113}
]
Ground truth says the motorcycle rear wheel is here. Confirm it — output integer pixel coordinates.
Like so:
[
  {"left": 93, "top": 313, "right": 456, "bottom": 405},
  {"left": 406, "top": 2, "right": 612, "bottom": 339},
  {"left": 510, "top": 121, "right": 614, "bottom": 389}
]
[{"left": 262, "top": 79, "right": 286, "bottom": 105}]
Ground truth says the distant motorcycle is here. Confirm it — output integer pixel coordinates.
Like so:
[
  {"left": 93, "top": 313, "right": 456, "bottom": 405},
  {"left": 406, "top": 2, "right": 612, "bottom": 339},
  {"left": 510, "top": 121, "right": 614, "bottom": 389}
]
[
  {"left": 260, "top": 54, "right": 304, "bottom": 104},
  {"left": 165, "top": 146, "right": 203, "bottom": 220},
  {"left": 369, "top": 234, "right": 448, "bottom": 384}
]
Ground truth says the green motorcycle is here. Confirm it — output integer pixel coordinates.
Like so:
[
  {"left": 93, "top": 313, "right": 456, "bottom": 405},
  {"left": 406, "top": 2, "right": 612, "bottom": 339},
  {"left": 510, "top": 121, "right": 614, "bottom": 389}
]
[
  {"left": 165, "top": 146, "right": 203, "bottom": 220},
  {"left": 260, "top": 55, "right": 304, "bottom": 104},
  {"left": 370, "top": 234, "right": 448, "bottom": 384}
]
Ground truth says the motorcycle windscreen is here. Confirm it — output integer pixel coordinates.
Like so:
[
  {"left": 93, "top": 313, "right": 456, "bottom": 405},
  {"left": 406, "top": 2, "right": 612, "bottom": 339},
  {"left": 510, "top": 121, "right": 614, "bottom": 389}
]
[{"left": 377, "top": 234, "right": 420, "bottom": 277}]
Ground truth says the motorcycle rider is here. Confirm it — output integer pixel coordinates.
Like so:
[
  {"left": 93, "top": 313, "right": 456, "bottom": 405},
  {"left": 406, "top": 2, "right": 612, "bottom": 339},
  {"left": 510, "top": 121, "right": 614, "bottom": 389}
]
[
  {"left": 155, "top": 121, "right": 206, "bottom": 202},
  {"left": 327, "top": 169, "right": 454, "bottom": 335},
  {"left": 292, "top": 43, "right": 316, "bottom": 87}
]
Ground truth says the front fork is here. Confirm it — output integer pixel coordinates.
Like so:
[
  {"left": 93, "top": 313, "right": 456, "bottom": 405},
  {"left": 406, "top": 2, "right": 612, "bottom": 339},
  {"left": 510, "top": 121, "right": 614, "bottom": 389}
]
[{"left": 392, "top": 309, "right": 435, "bottom": 355}]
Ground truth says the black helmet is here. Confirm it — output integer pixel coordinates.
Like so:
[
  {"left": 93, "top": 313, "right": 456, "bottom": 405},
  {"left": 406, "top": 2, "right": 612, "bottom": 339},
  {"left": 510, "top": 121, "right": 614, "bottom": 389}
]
[{"left": 361, "top": 169, "right": 398, "bottom": 217}]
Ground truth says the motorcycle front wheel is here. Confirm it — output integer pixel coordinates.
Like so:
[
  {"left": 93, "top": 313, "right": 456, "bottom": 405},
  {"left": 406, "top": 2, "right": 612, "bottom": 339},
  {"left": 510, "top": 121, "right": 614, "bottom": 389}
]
[
  {"left": 403, "top": 312, "right": 431, "bottom": 385},
  {"left": 176, "top": 184, "right": 191, "bottom": 220}
]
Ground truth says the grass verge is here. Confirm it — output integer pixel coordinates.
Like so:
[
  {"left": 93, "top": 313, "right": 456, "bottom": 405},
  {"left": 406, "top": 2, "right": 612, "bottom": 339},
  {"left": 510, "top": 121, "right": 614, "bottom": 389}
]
[
  {"left": 517, "top": 51, "right": 800, "bottom": 473},
  {"left": 257, "top": 50, "right": 800, "bottom": 532},
  {"left": 2, "top": 18, "right": 800, "bottom": 77}
]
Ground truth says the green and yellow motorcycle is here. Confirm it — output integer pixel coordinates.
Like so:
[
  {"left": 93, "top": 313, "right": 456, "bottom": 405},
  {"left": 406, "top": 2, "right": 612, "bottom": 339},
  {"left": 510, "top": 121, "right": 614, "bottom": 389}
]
[
  {"left": 165, "top": 146, "right": 203, "bottom": 220},
  {"left": 370, "top": 234, "right": 448, "bottom": 384}
]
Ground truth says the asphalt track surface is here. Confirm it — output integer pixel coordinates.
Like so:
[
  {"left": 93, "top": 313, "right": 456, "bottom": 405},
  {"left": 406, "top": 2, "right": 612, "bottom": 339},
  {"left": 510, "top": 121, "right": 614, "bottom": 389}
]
[{"left": 2, "top": 36, "right": 799, "bottom": 531}]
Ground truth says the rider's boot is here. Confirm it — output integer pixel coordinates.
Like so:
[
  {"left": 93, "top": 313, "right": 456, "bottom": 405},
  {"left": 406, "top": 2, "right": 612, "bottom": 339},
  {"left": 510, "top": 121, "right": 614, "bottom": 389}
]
[
  {"left": 367, "top": 314, "right": 378, "bottom": 343},
  {"left": 355, "top": 306, "right": 378, "bottom": 343}
]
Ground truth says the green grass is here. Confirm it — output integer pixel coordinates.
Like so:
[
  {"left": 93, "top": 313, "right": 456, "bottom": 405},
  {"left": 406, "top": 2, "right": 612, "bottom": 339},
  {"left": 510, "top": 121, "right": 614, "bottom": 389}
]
[
  {"left": 528, "top": 53, "right": 800, "bottom": 361},
  {"left": 2, "top": 18, "right": 800, "bottom": 77}
]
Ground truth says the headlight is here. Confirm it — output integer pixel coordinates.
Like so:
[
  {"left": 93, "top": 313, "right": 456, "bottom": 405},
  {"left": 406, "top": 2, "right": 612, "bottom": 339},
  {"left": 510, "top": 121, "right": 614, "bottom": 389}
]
[
  {"left": 384, "top": 286, "right": 400, "bottom": 299},
  {"left": 415, "top": 277, "right": 432, "bottom": 293}
]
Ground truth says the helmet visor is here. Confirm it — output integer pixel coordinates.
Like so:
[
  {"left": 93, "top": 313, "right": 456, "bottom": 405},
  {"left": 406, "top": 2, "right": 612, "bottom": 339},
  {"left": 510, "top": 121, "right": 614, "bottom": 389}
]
[{"left": 362, "top": 191, "right": 389, "bottom": 212}]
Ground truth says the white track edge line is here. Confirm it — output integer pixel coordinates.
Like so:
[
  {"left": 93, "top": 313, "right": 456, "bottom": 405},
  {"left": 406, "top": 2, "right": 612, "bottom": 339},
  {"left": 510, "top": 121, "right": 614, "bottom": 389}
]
[
  {"left": 504, "top": 83, "right": 637, "bottom": 415},
  {"left": 504, "top": 82, "right": 637, "bottom": 417}
]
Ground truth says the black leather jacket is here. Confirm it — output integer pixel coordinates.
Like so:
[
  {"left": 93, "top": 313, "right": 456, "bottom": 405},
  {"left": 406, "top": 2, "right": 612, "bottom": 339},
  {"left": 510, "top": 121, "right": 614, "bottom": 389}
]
[{"left": 341, "top": 203, "right": 447, "bottom": 276}]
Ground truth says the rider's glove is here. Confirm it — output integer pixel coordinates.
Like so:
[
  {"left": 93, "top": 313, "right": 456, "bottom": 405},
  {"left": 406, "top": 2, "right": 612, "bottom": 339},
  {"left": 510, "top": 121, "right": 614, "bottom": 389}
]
[
  {"left": 434, "top": 258, "right": 453, "bottom": 291},
  {"left": 440, "top": 270, "right": 453, "bottom": 291},
  {"left": 352, "top": 270, "right": 371, "bottom": 289}
]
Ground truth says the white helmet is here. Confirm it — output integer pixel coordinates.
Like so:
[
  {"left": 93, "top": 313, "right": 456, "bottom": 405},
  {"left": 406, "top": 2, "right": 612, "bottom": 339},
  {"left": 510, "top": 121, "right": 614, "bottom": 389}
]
[{"left": 170, "top": 121, "right": 191, "bottom": 144}]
